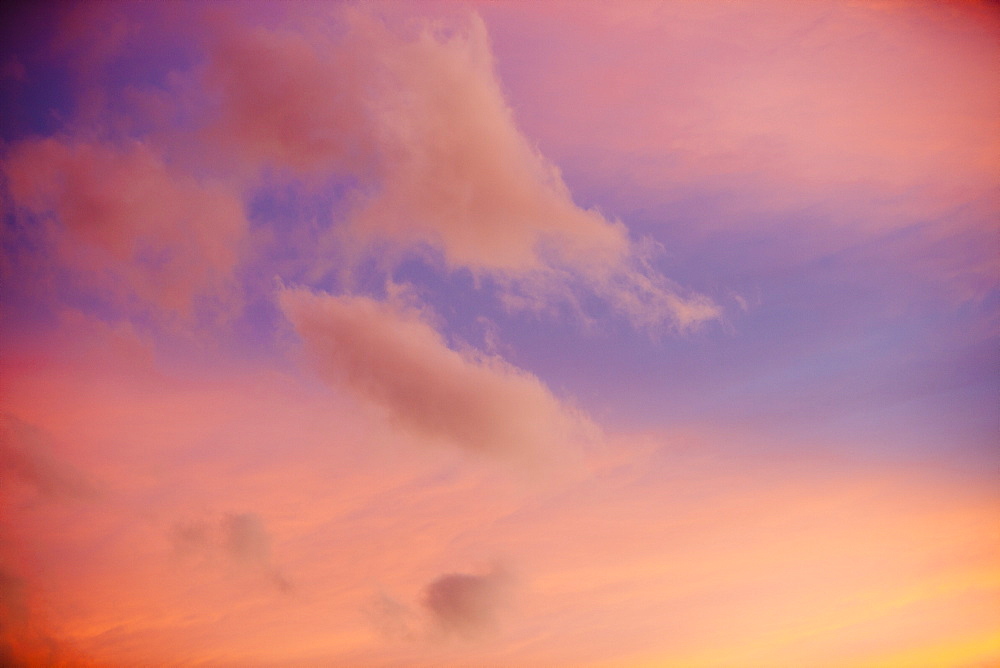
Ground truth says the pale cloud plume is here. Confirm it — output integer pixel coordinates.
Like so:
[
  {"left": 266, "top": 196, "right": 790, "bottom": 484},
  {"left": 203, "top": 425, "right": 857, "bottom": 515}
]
[
  {"left": 202, "top": 8, "right": 717, "bottom": 330},
  {"left": 2, "top": 137, "right": 247, "bottom": 317},
  {"left": 279, "top": 286, "right": 596, "bottom": 459}
]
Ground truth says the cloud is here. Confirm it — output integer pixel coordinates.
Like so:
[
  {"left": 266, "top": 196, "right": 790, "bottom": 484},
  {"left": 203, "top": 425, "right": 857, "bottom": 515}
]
[
  {"left": 2, "top": 136, "right": 247, "bottom": 317},
  {"left": 422, "top": 564, "right": 513, "bottom": 637},
  {"left": 279, "top": 287, "right": 595, "bottom": 458},
  {"left": 201, "top": 8, "right": 717, "bottom": 330},
  {"left": 366, "top": 563, "right": 516, "bottom": 642},
  {"left": 487, "top": 1, "right": 1000, "bottom": 196}
]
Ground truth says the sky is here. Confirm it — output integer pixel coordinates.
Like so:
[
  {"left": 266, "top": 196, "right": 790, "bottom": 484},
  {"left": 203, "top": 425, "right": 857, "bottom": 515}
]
[{"left": 0, "top": 1, "right": 998, "bottom": 666}]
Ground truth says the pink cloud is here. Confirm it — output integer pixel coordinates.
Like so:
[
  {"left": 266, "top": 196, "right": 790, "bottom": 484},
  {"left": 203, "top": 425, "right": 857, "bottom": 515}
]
[
  {"left": 3, "top": 137, "right": 248, "bottom": 317},
  {"left": 203, "top": 16, "right": 376, "bottom": 176},
  {"left": 279, "top": 286, "right": 595, "bottom": 459}
]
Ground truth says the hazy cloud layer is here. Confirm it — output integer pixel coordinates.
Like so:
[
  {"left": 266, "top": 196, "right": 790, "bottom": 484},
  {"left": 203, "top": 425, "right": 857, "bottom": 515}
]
[{"left": 280, "top": 287, "right": 594, "bottom": 458}]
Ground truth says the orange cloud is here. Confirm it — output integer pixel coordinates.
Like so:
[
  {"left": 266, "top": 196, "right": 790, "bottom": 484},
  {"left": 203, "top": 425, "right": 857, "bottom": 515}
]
[{"left": 279, "top": 287, "right": 594, "bottom": 460}]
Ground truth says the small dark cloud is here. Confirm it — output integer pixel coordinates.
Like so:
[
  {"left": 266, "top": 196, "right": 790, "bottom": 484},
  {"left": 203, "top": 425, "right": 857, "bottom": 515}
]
[{"left": 421, "top": 564, "right": 512, "bottom": 637}]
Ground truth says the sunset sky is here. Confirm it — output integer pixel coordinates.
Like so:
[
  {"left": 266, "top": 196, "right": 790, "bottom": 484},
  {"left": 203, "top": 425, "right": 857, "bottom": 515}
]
[{"left": 1, "top": 2, "right": 998, "bottom": 666}]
